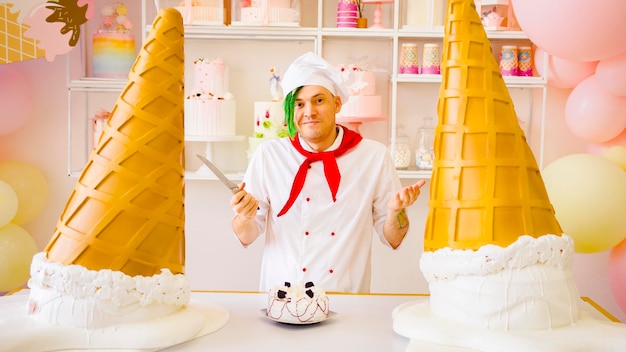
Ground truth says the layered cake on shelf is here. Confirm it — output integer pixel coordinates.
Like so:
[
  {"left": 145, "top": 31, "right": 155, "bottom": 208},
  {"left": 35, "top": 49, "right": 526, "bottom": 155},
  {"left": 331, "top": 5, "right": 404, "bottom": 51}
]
[
  {"left": 248, "top": 67, "right": 289, "bottom": 161},
  {"left": 175, "top": 0, "right": 225, "bottom": 25},
  {"left": 92, "top": 1, "right": 135, "bottom": 78},
  {"left": 392, "top": 1, "right": 626, "bottom": 351},
  {"left": 0, "top": 9, "right": 229, "bottom": 351},
  {"left": 336, "top": 0, "right": 358, "bottom": 28},
  {"left": 235, "top": 0, "right": 300, "bottom": 26},
  {"left": 185, "top": 57, "right": 237, "bottom": 137},
  {"left": 336, "top": 64, "right": 382, "bottom": 118},
  {"left": 266, "top": 282, "right": 330, "bottom": 324}
]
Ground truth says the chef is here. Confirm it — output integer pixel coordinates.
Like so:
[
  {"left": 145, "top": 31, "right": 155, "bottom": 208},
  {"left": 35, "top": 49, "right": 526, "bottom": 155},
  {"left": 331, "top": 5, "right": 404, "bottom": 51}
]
[{"left": 231, "top": 52, "right": 426, "bottom": 293}]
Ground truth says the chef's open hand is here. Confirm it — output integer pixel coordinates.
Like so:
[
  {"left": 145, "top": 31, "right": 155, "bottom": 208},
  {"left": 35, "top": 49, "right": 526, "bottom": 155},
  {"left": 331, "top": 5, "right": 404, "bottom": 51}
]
[
  {"left": 387, "top": 180, "right": 426, "bottom": 212},
  {"left": 231, "top": 182, "right": 258, "bottom": 219}
]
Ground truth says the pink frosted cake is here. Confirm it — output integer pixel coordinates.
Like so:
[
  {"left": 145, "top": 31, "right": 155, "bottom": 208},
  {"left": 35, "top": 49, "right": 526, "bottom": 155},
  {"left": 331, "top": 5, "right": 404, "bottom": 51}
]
[
  {"left": 185, "top": 57, "right": 236, "bottom": 137},
  {"left": 237, "top": 0, "right": 300, "bottom": 26},
  {"left": 266, "top": 282, "right": 329, "bottom": 324},
  {"left": 175, "top": 0, "right": 225, "bottom": 25},
  {"left": 336, "top": 64, "right": 382, "bottom": 118},
  {"left": 92, "top": 2, "right": 135, "bottom": 78},
  {"left": 337, "top": 0, "right": 358, "bottom": 28}
]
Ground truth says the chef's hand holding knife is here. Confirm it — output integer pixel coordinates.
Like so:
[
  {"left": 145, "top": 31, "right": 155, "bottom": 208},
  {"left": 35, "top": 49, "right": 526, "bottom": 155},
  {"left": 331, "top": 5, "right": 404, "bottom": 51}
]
[{"left": 231, "top": 182, "right": 258, "bottom": 219}]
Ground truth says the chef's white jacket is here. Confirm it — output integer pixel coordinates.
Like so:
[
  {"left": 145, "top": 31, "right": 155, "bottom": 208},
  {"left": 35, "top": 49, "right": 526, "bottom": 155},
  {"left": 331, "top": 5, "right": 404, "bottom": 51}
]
[{"left": 241, "top": 128, "right": 402, "bottom": 293}]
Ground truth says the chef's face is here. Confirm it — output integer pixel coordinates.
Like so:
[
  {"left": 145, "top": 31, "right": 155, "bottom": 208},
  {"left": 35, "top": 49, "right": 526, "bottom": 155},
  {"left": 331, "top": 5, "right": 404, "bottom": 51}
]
[{"left": 294, "top": 85, "right": 342, "bottom": 151}]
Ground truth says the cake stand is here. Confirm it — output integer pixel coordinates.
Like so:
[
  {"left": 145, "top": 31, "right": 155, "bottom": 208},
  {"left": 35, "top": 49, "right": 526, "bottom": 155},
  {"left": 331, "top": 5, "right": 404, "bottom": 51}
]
[{"left": 361, "top": 0, "right": 394, "bottom": 29}]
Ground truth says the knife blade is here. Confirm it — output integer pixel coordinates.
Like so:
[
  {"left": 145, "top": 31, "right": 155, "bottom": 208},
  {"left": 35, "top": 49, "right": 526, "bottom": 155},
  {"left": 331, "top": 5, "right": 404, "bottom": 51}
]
[{"left": 196, "top": 154, "right": 240, "bottom": 194}]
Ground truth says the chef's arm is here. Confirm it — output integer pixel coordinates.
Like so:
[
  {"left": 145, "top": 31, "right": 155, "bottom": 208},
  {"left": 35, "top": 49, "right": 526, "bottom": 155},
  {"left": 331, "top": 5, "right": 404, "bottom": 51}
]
[
  {"left": 230, "top": 185, "right": 260, "bottom": 246},
  {"left": 383, "top": 180, "right": 427, "bottom": 249},
  {"left": 383, "top": 208, "right": 409, "bottom": 249}
]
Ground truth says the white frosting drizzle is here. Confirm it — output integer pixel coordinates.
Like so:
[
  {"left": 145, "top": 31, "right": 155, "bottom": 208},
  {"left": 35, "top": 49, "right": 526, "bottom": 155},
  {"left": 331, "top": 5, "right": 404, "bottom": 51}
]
[
  {"left": 28, "top": 252, "right": 190, "bottom": 307},
  {"left": 420, "top": 234, "right": 573, "bottom": 281},
  {"left": 27, "top": 252, "right": 190, "bottom": 328}
]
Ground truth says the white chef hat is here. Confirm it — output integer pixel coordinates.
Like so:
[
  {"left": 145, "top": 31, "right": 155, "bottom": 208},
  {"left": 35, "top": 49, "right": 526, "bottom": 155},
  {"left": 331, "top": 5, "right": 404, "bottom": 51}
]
[{"left": 281, "top": 52, "right": 349, "bottom": 103}]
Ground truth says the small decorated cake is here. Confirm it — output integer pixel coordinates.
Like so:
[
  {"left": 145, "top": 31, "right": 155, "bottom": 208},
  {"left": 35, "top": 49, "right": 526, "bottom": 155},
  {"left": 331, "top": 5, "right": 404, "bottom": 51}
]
[
  {"left": 92, "top": 1, "right": 135, "bottom": 78},
  {"left": 336, "top": 63, "right": 382, "bottom": 118},
  {"left": 266, "top": 282, "right": 330, "bottom": 324},
  {"left": 248, "top": 67, "right": 288, "bottom": 160},
  {"left": 185, "top": 57, "right": 237, "bottom": 137},
  {"left": 336, "top": 0, "right": 358, "bottom": 28},
  {"left": 175, "top": 0, "right": 225, "bottom": 25},
  {"left": 236, "top": 0, "right": 300, "bottom": 26}
]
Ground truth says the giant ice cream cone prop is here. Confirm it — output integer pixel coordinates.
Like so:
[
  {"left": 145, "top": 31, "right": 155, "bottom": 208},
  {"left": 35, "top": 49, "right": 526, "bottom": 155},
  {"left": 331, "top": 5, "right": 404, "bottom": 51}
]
[
  {"left": 424, "top": 0, "right": 562, "bottom": 251},
  {"left": 45, "top": 8, "right": 186, "bottom": 277}
]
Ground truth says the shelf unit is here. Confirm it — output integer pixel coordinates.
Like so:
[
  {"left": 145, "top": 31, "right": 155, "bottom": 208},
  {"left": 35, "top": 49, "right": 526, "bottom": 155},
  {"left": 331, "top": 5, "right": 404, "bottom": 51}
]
[{"left": 66, "top": 0, "right": 547, "bottom": 181}]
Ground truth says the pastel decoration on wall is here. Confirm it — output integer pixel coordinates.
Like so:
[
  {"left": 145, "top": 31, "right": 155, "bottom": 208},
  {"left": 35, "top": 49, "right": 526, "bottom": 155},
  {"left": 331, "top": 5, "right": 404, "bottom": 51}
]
[
  {"left": 1, "top": 0, "right": 94, "bottom": 63},
  {"left": 533, "top": 47, "right": 597, "bottom": 89},
  {"left": 0, "top": 65, "right": 33, "bottom": 136},
  {"left": 0, "top": 3, "right": 45, "bottom": 63},
  {"left": 608, "top": 238, "right": 626, "bottom": 315},
  {"left": 0, "top": 223, "right": 38, "bottom": 292},
  {"left": 0, "top": 161, "right": 49, "bottom": 225},
  {"left": 596, "top": 50, "right": 626, "bottom": 97},
  {"left": 0, "top": 181, "right": 18, "bottom": 227},
  {"left": 511, "top": 0, "right": 626, "bottom": 62},
  {"left": 564, "top": 75, "right": 626, "bottom": 144},
  {"left": 542, "top": 153, "right": 626, "bottom": 253}
]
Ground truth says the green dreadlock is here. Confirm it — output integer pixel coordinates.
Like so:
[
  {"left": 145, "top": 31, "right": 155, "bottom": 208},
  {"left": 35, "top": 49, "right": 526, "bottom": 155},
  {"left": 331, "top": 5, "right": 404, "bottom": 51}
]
[{"left": 283, "top": 87, "right": 302, "bottom": 138}]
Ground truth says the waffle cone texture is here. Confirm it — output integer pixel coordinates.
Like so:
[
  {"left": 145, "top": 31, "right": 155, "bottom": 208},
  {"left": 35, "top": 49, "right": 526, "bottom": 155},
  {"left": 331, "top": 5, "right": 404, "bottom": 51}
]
[
  {"left": 45, "top": 8, "right": 186, "bottom": 276},
  {"left": 424, "top": 0, "right": 562, "bottom": 251}
]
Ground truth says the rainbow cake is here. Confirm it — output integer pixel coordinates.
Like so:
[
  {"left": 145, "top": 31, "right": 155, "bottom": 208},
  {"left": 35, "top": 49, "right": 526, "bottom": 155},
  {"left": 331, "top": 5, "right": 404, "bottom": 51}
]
[
  {"left": 0, "top": 9, "right": 229, "bottom": 351},
  {"left": 92, "top": 1, "right": 135, "bottom": 79},
  {"left": 392, "top": 1, "right": 626, "bottom": 351},
  {"left": 185, "top": 57, "right": 237, "bottom": 137},
  {"left": 248, "top": 67, "right": 289, "bottom": 161}
]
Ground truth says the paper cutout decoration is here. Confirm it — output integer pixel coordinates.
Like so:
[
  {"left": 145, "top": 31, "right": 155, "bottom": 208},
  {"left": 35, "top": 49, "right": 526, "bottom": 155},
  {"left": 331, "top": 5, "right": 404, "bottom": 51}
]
[{"left": 0, "top": 1, "right": 93, "bottom": 64}]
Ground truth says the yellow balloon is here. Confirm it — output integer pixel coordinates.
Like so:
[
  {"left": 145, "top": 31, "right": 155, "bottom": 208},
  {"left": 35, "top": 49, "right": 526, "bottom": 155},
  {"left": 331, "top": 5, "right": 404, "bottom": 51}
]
[
  {"left": 0, "top": 161, "right": 48, "bottom": 225},
  {"left": 0, "top": 180, "right": 18, "bottom": 227},
  {"left": 603, "top": 146, "right": 626, "bottom": 171},
  {"left": 542, "top": 153, "right": 626, "bottom": 253},
  {"left": 0, "top": 223, "right": 38, "bottom": 292}
]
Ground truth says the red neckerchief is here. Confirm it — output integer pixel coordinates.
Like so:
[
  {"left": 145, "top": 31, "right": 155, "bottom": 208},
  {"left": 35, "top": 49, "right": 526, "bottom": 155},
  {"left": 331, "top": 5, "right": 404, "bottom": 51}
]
[{"left": 277, "top": 125, "right": 362, "bottom": 217}]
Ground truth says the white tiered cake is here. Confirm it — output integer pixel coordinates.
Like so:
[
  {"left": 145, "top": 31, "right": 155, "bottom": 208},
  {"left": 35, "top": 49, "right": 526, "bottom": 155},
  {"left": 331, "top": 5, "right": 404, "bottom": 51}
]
[
  {"left": 233, "top": 0, "right": 300, "bottom": 26},
  {"left": 248, "top": 67, "right": 288, "bottom": 160},
  {"left": 336, "top": 64, "right": 382, "bottom": 119},
  {"left": 175, "top": 0, "right": 225, "bottom": 25},
  {"left": 185, "top": 57, "right": 237, "bottom": 137}
]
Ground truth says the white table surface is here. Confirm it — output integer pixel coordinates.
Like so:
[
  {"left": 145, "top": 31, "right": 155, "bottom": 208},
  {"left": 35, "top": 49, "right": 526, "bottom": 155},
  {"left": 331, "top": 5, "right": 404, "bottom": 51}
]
[
  {"left": 0, "top": 290, "right": 616, "bottom": 352},
  {"left": 162, "top": 291, "right": 423, "bottom": 352},
  {"left": 161, "top": 291, "right": 616, "bottom": 352}
]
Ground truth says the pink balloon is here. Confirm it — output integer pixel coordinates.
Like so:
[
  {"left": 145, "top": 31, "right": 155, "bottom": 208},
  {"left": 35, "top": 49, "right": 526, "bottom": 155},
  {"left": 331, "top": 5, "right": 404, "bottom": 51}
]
[
  {"left": 565, "top": 75, "right": 626, "bottom": 143},
  {"left": 534, "top": 47, "right": 597, "bottom": 89},
  {"left": 511, "top": 0, "right": 626, "bottom": 62},
  {"left": 609, "top": 238, "right": 626, "bottom": 315},
  {"left": 0, "top": 66, "right": 33, "bottom": 136},
  {"left": 596, "top": 51, "right": 626, "bottom": 97},
  {"left": 587, "top": 128, "right": 626, "bottom": 155}
]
